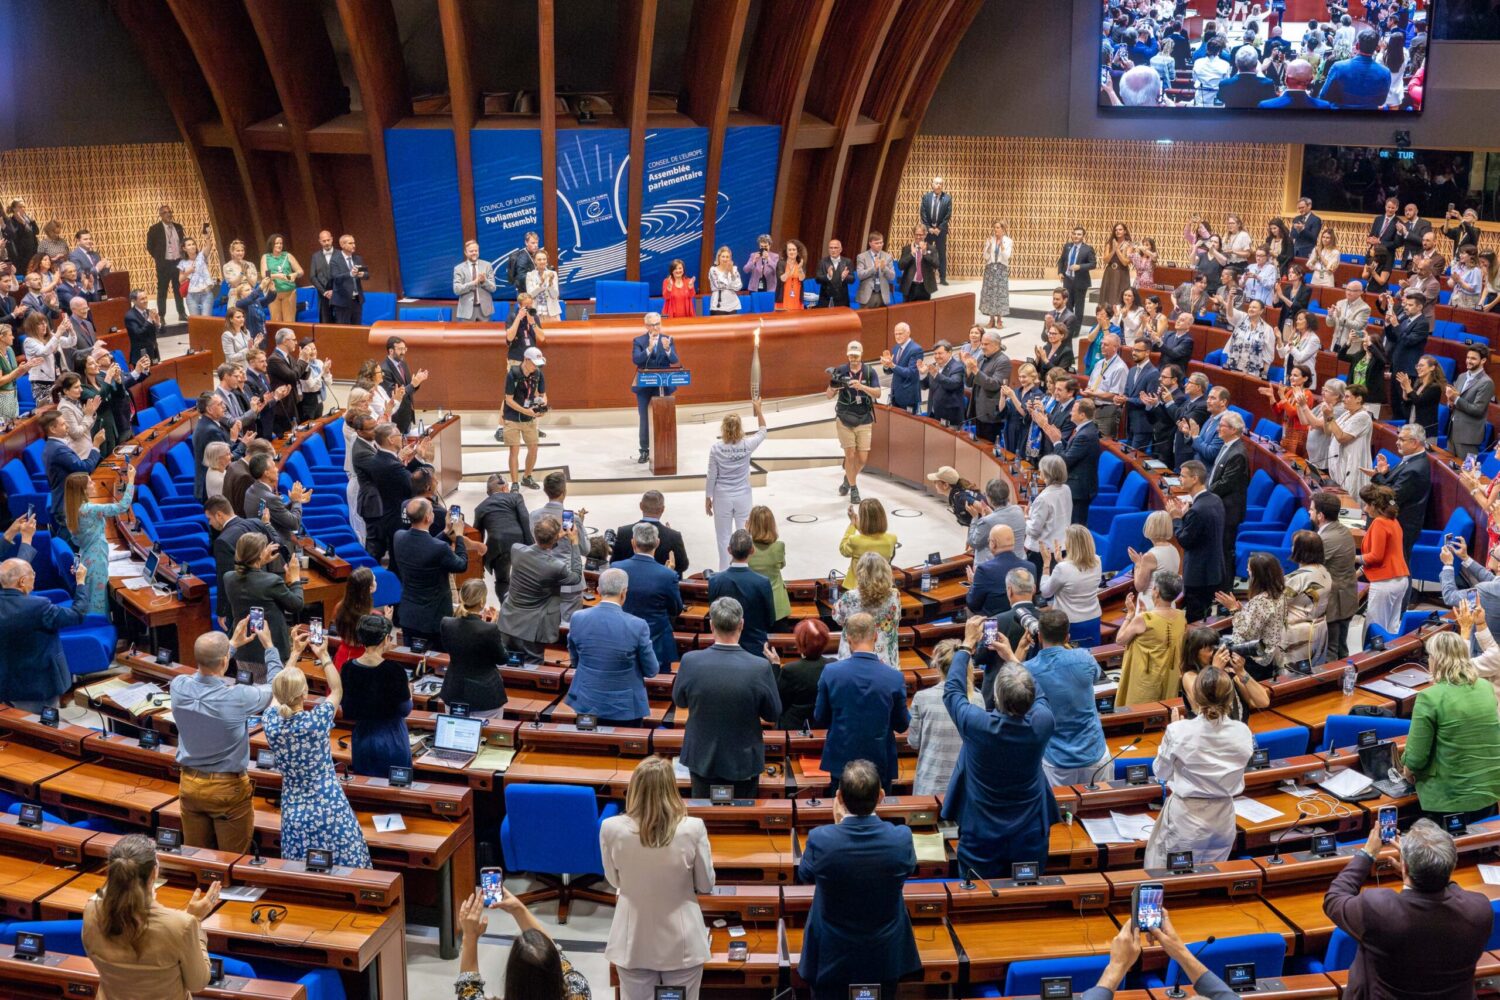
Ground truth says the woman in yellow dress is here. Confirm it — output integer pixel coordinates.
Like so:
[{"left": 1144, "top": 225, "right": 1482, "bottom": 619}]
[{"left": 1114, "top": 571, "right": 1186, "bottom": 706}]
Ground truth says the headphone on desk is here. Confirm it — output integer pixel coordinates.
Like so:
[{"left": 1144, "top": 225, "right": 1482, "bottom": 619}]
[{"left": 250, "top": 903, "right": 288, "bottom": 927}]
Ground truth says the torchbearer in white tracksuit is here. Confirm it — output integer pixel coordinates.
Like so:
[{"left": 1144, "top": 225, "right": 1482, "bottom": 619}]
[{"left": 706, "top": 397, "right": 768, "bottom": 570}]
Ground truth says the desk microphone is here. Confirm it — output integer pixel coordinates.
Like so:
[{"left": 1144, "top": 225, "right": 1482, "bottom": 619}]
[
  {"left": 247, "top": 839, "right": 266, "bottom": 867},
  {"left": 1087, "top": 737, "right": 1142, "bottom": 790},
  {"left": 1164, "top": 934, "right": 1217, "bottom": 998},
  {"left": 964, "top": 865, "right": 1001, "bottom": 897}
]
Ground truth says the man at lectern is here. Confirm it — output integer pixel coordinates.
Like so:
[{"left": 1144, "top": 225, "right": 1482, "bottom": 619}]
[{"left": 632, "top": 312, "right": 679, "bottom": 465}]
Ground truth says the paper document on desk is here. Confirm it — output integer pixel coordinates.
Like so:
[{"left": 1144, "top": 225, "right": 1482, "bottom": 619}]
[
  {"left": 1318, "top": 768, "right": 1373, "bottom": 799},
  {"left": 218, "top": 885, "right": 266, "bottom": 902},
  {"left": 1479, "top": 865, "right": 1500, "bottom": 886},
  {"left": 911, "top": 832, "right": 947, "bottom": 863},
  {"left": 672, "top": 757, "right": 691, "bottom": 780},
  {"left": 1362, "top": 679, "right": 1417, "bottom": 700},
  {"left": 1232, "top": 798, "right": 1284, "bottom": 823},
  {"left": 373, "top": 813, "right": 406, "bottom": 833},
  {"left": 472, "top": 746, "right": 516, "bottom": 773},
  {"left": 1109, "top": 811, "right": 1156, "bottom": 841},
  {"left": 1080, "top": 816, "right": 1134, "bottom": 844},
  {"left": 112, "top": 682, "right": 163, "bottom": 712},
  {"left": 80, "top": 677, "right": 134, "bottom": 703}
]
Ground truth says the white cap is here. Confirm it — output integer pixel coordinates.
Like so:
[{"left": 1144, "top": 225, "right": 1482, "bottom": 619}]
[
  {"left": 524, "top": 347, "right": 546, "bottom": 366},
  {"left": 846, "top": 340, "right": 863, "bottom": 357}
]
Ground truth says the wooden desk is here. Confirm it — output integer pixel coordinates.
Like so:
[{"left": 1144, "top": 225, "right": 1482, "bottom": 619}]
[
  {"left": 1147, "top": 976, "right": 1339, "bottom": 998},
  {"left": 951, "top": 907, "right": 1122, "bottom": 982},
  {"left": 39, "top": 869, "right": 195, "bottom": 919},
  {"left": 0, "top": 952, "right": 307, "bottom": 1000},
  {"left": 0, "top": 813, "right": 95, "bottom": 866},
  {"left": 705, "top": 831, "right": 797, "bottom": 884},
  {"left": 37, "top": 762, "right": 177, "bottom": 827},
  {"left": 1113, "top": 894, "right": 1296, "bottom": 971},
  {"left": 700, "top": 922, "right": 782, "bottom": 990},
  {"left": 1270, "top": 689, "right": 1398, "bottom": 744},
  {"left": 0, "top": 741, "right": 81, "bottom": 800},
  {"left": 0, "top": 854, "right": 88, "bottom": 920},
  {"left": 202, "top": 897, "right": 406, "bottom": 997},
  {"left": 1235, "top": 789, "right": 1364, "bottom": 850}
]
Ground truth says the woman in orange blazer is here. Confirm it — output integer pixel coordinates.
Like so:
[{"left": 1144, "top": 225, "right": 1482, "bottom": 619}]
[{"left": 1359, "top": 483, "right": 1408, "bottom": 635}]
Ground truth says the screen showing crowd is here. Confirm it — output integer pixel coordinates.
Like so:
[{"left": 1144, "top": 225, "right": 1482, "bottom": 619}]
[{"left": 1099, "top": 0, "right": 1431, "bottom": 111}]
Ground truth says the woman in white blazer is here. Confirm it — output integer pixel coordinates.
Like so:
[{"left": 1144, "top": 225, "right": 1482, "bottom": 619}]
[{"left": 600, "top": 755, "right": 715, "bottom": 999}]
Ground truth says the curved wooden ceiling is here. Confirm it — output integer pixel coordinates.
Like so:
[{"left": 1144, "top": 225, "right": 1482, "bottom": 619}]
[{"left": 111, "top": 0, "right": 984, "bottom": 294}]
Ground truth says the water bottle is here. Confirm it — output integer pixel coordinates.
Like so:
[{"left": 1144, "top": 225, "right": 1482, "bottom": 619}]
[
  {"left": 1341, "top": 661, "right": 1357, "bottom": 697},
  {"left": 921, "top": 569, "right": 932, "bottom": 593}
]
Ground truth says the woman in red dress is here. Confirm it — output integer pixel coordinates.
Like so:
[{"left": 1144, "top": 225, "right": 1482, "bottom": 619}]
[
  {"left": 660, "top": 259, "right": 697, "bottom": 319},
  {"left": 331, "top": 567, "right": 375, "bottom": 670},
  {"left": 1257, "top": 362, "right": 1314, "bottom": 457},
  {"left": 778, "top": 239, "right": 807, "bottom": 311}
]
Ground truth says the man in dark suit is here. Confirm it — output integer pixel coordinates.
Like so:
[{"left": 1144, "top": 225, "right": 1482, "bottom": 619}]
[
  {"left": 497, "top": 515, "right": 582, "bottom": 663},
  {"left": 1206, "top": 412, "right": 1251, "bottom": 595},
  {"left": 1370, "top": 425, "right": 1432, "bottom": 564},
  {"left": 1260, "top": 59, "right": 1335, "bottom": 109},
  {"left": 707, "top": 530, "right": 776, "bottom": 656},
  {"left": 966, "top": 526, "right": 1031, "bottom": 615},
  {"left": 189, "top": 393, "right": 238, "bottom": 504},
  {"left": 1056, "top": 226, "right": 1097, "bottom": 321},
  {"left": 1325, "top": 820, "right": 1493, "bottom": 999},
  {"left": 1397, "top": 203, "right": 1433, "bottom": 268},
  {"left": 632, "top": 314, "right": 680, "bottom": 464},
  {"left": 505, "top": 232, "right": 541, "bottom": 294},
  {"left": 123, "top": 289, "right": 162, "bottom": 365},
  {"left": 241, "top": 351, "right": 279, "bottom": 441},
  {"left": 919, "top": 177, "right": 952, "bottom": 284},
  {"left": 1169, "top": 460, "right": 1225, "bottom": 622},
  {"left": 1155, "top": 311, "right": 1196, "bottom": 374},
  {"left": 814, "top": 613, "right": 910, "bottom": 792},
  {"left": 0, "top": 555, "right": 87, "bottom": 713},
  {"left": 796, "top": 759, "right": 921, "bottom": 1000},
  {"left": 813, "top": 238, "right": 854, "bottom": 308},
  {"left": 1290, "top": 196, "right": 1324, "bottom": 259},
  {"left": 243, "top": 452, "right": 309, "bottom": 555},
  {"left": 881, "top": 322, "right": 924, "bottom": 414},
  {"left": 672, "top": 596, "right": 781, "bottom": 798},
  {"left": 618, "top": 522, "right": 685, "bottom": 672},
  {"left": 265, "top": 329, "right": 306, "bottom": 437},
  {"left": 308, "top": 230, "right": 336, "bottom": 324},
  {"left": 391, "top": 499, "right": 470, "bottom": 651},
  {"left": 356, "top": 423, "right": 425, "bottom": 562},
  {"left": 380, "top": 336, "right": 427, "bottom": 435},
  {"left": 473, "top": 473, "right": 532, "bottom": 600},
  {"left": 1217, "top": 45, "right": 1280, "bottom": 106},
  {"left": 897, "top": 224, "right": 938, "bottom": 302},
  {"left": 1383, "top": 291, "right": 1432, "bottom": 422},
  {"left": 329, "top": 233, "right": 368, "bottom": 325},
  {"left": 1157, "top": 371, "right": 1210, "bottom": 470},
  {"left": 1142, "top": 366, "right": 1185, "bottom": 461},
  {"left": 1037, "top": 397, "right": 1101, "bottom": 527},
  {"left": 1368, "top": 197, "right": 1402, "bottom": 256},
  {"left": 1120, "top": 338, "right": 1160, "bottom": 451},
  {"left": 607, "top": 489, "right": 690, "bottom": 574},
  {"left": 205, "top": 496, "right": 279, "bottom": 627},
  {"left": 145, "top": 204, "right": 186, "bottom": 320},
  {"left": 919, "top": 340, "right": 967, "bottom": 426}
]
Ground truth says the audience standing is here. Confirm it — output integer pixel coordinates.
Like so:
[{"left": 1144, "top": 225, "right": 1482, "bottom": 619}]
[
  {"left": 340, "top": 615, "right": 414, "bottom": 778},
  {"left": 565, "top": 568, "right": 658, "bottom": 728},
  {"left": 815, "top": 612, "right": 911, "bottom": 792},
  {"left": 706, "top": 529, "right": 776, "bottom": 656},
  {"left": 439, "top": 579, "right": 510, "bottom": 714}
]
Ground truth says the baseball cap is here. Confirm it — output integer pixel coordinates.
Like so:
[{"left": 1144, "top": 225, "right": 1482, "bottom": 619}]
[
  {"left": 846, "top": 340, "right": 863, "bottom": 357},
  {"left": 524, "top": 347, "right": 546, "bottom": 366},
  {"left": 926, "top": 466, "right": 960, "bottom": 485}
]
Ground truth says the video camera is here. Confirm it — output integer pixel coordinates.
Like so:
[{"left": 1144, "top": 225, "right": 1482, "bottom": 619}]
[{"left": 825, "top": 367, "right": 853, "bottom": 389}]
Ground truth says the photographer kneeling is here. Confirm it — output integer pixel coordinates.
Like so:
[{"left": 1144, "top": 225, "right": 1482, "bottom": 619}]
[
  {"left": 826, "top": 340, "right": 882, "bottom": 504},
  {"left": 502, "top": 347, "right": 548, "bottom": 491},
  {"left": 1181, "top": 626, "right": 1270, "bottom": 722}
]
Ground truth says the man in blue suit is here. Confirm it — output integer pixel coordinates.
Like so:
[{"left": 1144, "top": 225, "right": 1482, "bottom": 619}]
[
  {"left": 814, "top": 613, "right": 910, "bottom": 791},
  {"left": 1319, "top": 29, "right": 1393, "bottom": 109},
  {"left": 1186, "top": 386, "right": 1229, "bottom": 465},
  {"left": 1120, "top": 337, "right": 1160, "bottom": 451},
  {"left": 1037, "top": 397, "right": 1101, "bottom": 526},
  {"left": 41, "top": 411, "right": 100, "bottom": 545},
  {"left": 706, "top": 530, "right": 776, "bottom": 656},
  {"left": 920, "top": 340, "right": 966, "bottom": 426},
  {"left": 881, "top": 322, "right": 924, "bottom": 414},
  {"left": 0, "top": 554, "right": 87, "bottom": 712},
  {"left": 631, "top": 312, "right": 679, "bottom": 464},
  {"left": 617, "top": 522, "right": 684, "bottom": 671},
  {"left": 966, "top": 526, "right": 1032, "bottom": 615},
  {"left": 390, "top": 499, "right": 470, "bottom": 651},
  {"left": 796, "top": 759, "right": 921, "bottom": 999},
  {"left": 565, "top": 567, "right": 659, "bottom": 727},
  {"left": 1383, "top": 291, "right": 1432, "bottom": 422},
  {"left": 1168, "top": 460, "right": 1226, "bottom": 623},
  {"left": 1259, "top": 59, "right": 1335, "bottom": 109}
]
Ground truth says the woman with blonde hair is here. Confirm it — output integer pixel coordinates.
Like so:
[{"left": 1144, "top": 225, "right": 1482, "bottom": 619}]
[
  {"left": 746, "top": 505, "right": 789, "bottom": 623},
  {"left": 1130, "top": 510, "right": 1180, "bottom": 608},
  {"left": 600, "top": 755, "right": 714, "bottom": 1000},
  {"left": 82, "top": 834, "right": 219, "bottom": 998},
  {"left": 834, "top": 550, "right": 902, "bottom": 667},
  {"left": 220, "top": 238, "right": 258, "bottom": 289},
  {"left": 66, "top": 466, "right": 135, "bottom": 614},
  {"left": 1040, "top": 523, "right": 1103, "bottom": 645},
  {"left": 838, "top": 496, "right": 897, "bottom": 579},
  {"left": 706, "top": 245, "right": 742, "bottom": 315},
  {"left": 1309, "top": 225, "right": 1340, "bottom": 287},
  {"left": 706, "top": 397, "right": 768, "bottom": 569},
  {"left": 440, "top": 578, "right": 509, "bottom": 713},
  {"left": 1405, "top": 629, "right": 1500, "bottom": 824},
  {"left": 262, "top": 627, "right": 371, "bottom": 867}
]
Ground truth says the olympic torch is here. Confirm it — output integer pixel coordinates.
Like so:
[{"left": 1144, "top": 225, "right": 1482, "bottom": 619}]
[{"left": 750, "top": 323, "right": 762, "bottom": 401}]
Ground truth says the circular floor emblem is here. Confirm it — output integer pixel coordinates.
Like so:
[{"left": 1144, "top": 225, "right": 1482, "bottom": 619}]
[
  {"left": 890, "top": 508, "right": 924, "bottom": 518},
  {"left": 786, "top": 514, "right": 819, "bottom": 524}
]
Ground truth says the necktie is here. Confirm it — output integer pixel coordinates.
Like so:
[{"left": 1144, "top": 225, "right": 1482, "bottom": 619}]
[
  {"left": 1069, "top": 245, "right": 1079, "bottom": 269},
  {"left": 471, "top": 262, "right": 477, "bottom": 282},
  {"left": 914, "top": 250, "right": 923, "bottom": 282},
  {"left": 1029, "top": 399, "right": 1052, "bottom": 454}
]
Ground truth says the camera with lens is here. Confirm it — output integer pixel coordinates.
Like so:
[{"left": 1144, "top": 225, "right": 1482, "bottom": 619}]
[
  {"left": 826, "top": 367, "right": 853, "bottom": 389},
  {"left": 531, "top": 403, "right": 549, "bottom": 415},
  {"left": 1218, "top": 637, "right": 1263, "bottom": 660}
]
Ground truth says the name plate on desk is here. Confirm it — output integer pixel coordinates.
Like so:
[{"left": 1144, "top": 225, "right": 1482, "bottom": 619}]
[
  {"left": 281, "top": 860, "right": 356, "bottom": 878},
  {"left": 366, "top": 776, "right": 433, "bottom": 792},
  {"left": 634, "top": 370, "right": 692, "bottom": 390}
]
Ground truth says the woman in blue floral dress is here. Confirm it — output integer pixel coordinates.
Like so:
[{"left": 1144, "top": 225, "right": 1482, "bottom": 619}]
[
  {"left": 64, "top": 464, "right": 134, "bottom": 614},
  {"left": 263, "top": 629, "right": 371, "bottom": 868}
]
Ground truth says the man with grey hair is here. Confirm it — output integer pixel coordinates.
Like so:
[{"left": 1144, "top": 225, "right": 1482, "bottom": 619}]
[
  {"left": 1325, "top": 818, "right": 1492, "bottom": 998},
  {"left": 1116, "top": 64, "right": 1163, "bottom": 107},
  {"left": 987, "top": 568, "right": 1041, "bottom": 672},
  {"left": 1326, "top": 281, "right": 1371, "bottom": 353},
  {"left": 499, "top": 514, "right": 582, "bottom": 664},
  {"left": 392, "top": 496, "right": 469, "bottom": 651},
  {"left": 632, "top": 311, "right": 679, "bottom": 464},
  {"left": 563, "top": 567, "right": 658, "bottom": 727},
  {"left": 674, "top": 596, "right": 782, "bottom": 797},
  {"left": 1084, "top": 332, "right": 1127, "bottom": 438},
  {"left": 960, "top": 330, "right": 1011, "bottom": 444},
  {"left": 619, "top": 520, "right": 685, "bottom": 670},
  {"left": 1371, "top": 421, "right": 1432, "bottom": 564},
  {"left": 1206, "top": 408, "right": 1249, "bottom": 594},
  {"left": 0, "top": 555, "right": 87, "bottom": 714},
  {"left": 609, "top": 489, "right": 690, "bottom": 572},
  {"left": 967, "top": 477, "right": 1027, "bottom": 562},
  {"left": 473, "top": 472, "right": 532, "bottom": 600},
  {"left": 266, "top": 327, "right": 307, "bottom": 435},
  {"left": 1217, "top": 44, "right": 1278, "bottom": 107}
]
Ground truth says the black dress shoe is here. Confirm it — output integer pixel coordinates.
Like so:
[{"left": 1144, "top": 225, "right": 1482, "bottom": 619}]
[
  {"left": 838, "top": 477, "right": 850, "bottom": 496},
  {"left": 637, "top": 450, "right": 649, "bottom": 464}
]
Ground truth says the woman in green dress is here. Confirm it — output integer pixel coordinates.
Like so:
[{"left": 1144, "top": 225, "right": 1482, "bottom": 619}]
[
  {"left": 1404, "top": 627, "right": 1500, "bottom": 825},
  {"left": 260, "top": 233, "right": 304, "bottom": 325},
  {"left": 746, "top": 505, "right": 790, "bottom": 626},
  {"left": 0, "top": 324, "right": 35, "bottom": 420}
]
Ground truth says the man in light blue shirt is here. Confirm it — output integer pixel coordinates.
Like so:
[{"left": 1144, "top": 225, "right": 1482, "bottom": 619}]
[
  {"left": 170, "top": 618, "right": 317, "bottom": 853},
  {"left": 1439, "top": 540, "right": 1500, "bottom": 625},
  {"left": 1024, "top": 609, "right": 1107, "bottom": 787},
  {"left": 1189, "top": 387, "right": 1230, "bottom": 465},
  {"left": 565, "top": 567, "right": 659, "bottom": 727}
]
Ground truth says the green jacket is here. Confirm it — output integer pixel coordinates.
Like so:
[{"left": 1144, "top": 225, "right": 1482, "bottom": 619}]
[
  {"left": 1405, "top": 679, "right": 1500, "bottom": 813},
  {"left": 748, "top": 540, "right": 790, "bottom": 622}
]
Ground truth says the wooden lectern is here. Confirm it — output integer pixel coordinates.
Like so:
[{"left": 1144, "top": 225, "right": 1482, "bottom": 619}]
[{"left": 635, "top": 367, "right": 690, "bottom": 476}]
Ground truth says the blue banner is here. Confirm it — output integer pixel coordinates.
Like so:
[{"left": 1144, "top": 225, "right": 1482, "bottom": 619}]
[
  {"left": 554, "top": 129, "right": 630, "bottom": 300},
  {"left": 472, "top": 128, "right": 544, "bottom": 299},
  {"left": 383, "top": 128, "right": 464, "bottom": 300},
  {"left": 715, "top": 125, "right": 780, "bottom": 269},
  {"left": 639, "top": 127, "right": 708, "bottom": 287}
]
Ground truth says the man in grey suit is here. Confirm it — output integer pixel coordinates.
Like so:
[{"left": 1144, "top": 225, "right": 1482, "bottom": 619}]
[
  {"left": 672, "top": 597, "right": 781, "bottom": 798},
  {"left": 1311, "top": 491, "right": 1359, "bottom": 661},
  {"left": 497, "top": 514, "right": 582, "bottom": 664},
  {"left": 308, "top": 230, "right": 336, "bottom": 324},
  {"left": 1083, "top": 910, "right": 1240, "bottom": 1000},
  {"left": 531, "top": 471, "right": 587, "bottom": 623},
  {"left": 452, "top": 239, "right": 497, "bottom": 321},
  {"left": 855, "top": 231, "right": 896, "bottom": 308},
  {"left": 1447, "top": 344, "right": 1495, "bottom": 460},
  {"left": 1326, "top": 279, "right": 1371, "bottom": 353},
  {"left": 243, "top": 452, "right": 310, "bottom": 555},
  {"left": 962, "top": 330, "right": 1010, "bottom": 443}
]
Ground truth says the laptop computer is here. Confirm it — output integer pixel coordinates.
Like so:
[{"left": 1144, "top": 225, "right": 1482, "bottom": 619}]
[{"left": 422, "top": 713, "right": 483, "bottom": 766}]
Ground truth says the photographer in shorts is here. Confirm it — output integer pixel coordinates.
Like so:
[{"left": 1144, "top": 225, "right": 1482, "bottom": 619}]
[
  {"left": 502, "top": 347, "right": 548, "bottom": 491},
  {"left": 826, "top": 340, "right": 882, "bottom": 504}
]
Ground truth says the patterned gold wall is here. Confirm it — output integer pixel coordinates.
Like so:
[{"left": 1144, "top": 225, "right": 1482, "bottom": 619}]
[
  {"left": 896, "top": 136, "right": 1294, "bottom": 282},
  {"left": 0, "top": 142, "right": 213, "bottom": 284}
]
